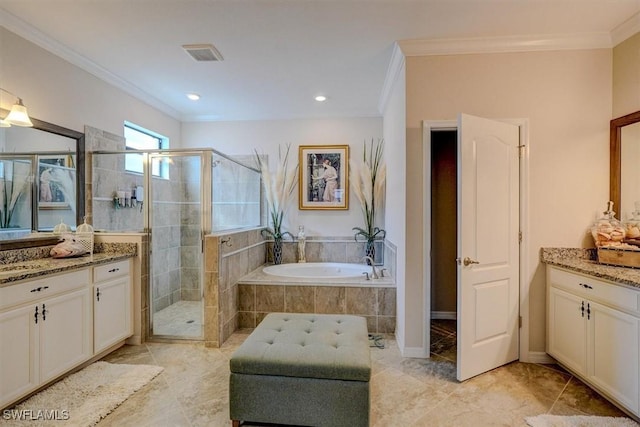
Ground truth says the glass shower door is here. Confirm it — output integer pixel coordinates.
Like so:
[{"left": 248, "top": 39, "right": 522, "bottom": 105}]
[{"left": 149, "top": 153, "right": 204, "bottom": 339}]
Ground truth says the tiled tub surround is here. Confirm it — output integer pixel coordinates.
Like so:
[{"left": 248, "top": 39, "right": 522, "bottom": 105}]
[
  {"left": 203, "top": 231, "right": 397, "bottom": 347},
  {"left": 204, "top": 228, "right": 266, "bottom": 348},
  {"left": 237, "top": 266, "right": 396, "bottom": 333},
  {"left": 540, "top": 247, "right": 640, "bottom": 288}
]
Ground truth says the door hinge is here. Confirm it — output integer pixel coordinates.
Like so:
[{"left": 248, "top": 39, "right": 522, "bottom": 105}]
[
  {"left": 518, "top": 145, "right": 526, "bottom": 158},
  {"left": 519, "top": 315, "right": 522, "bottom": 328},
  {"left": 518, "top": 231, "right": 522, "bottom": 243}
]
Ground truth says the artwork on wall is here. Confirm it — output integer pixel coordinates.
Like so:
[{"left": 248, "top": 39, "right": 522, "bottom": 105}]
[
  {"left": 38, "top": 154, "right": 74, "bottom": 210},
  {"left": 299, "top": 145, "right": 349, "bottom": 210}
]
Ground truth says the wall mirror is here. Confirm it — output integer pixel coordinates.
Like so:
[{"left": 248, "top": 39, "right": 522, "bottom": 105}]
[
  {"left": 610, "top": 110, "right": 640, "bottom": 220},
  {"left": 0, "top": 109, "right": 84, "bottom": 245}
]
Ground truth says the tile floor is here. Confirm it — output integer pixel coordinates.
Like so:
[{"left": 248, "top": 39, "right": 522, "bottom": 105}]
[
  {"left": 97, "top": 319, "right": 636, "bottom": 427},
  {"left": 152, "top": 300, "right": 203, "bottom": 338}
]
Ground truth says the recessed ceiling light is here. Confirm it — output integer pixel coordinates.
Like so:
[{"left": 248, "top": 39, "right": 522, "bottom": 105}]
[
  {"left": 187, "top": 93, "right": 201, "bottom": 101},
  {"left": 315, "top": 95, "right": 327, "bottom": 102}
]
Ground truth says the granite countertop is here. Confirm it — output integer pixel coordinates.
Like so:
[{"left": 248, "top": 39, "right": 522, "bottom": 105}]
[
  {"left": 541, "top": 247, "right": 640, "bottom": 289},
  {"left": 239, "top": 264, "right": 395, "bottom": 288},
  {"left": 0, "top": 243, "right": 137, "bottom": 287}
]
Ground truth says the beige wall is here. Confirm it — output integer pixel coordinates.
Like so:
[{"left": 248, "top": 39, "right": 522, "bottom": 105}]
[
  {"left": 181, "top": 118, "right": 383, "bottom": 237},
  {"left": 0, "top": 27, "right": 180, "bottom": 146},
  {"left": 404, "top": 49, "right": 612, "bottom": 353},
  {"left": 613, "top": 32, "right": 640, "bottom": 118},
  {"left": 382, "top": 60, "right": 407, "bottom": 349}
]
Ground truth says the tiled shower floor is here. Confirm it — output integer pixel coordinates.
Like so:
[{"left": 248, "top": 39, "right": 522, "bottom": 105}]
[{"left": 152, "top": 300, "right": 203, "bottom": 338}]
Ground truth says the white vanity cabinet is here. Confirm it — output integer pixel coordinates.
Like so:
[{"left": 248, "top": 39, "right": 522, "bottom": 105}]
[
  {"left": 0, "top": 269, "right": 92, "bottom": 409},
  {"left": 547, "top": 266, "right": 640, "bottom": 416},
  {"left": 93, "top": 259, "right": 132, "bottom": 354}
]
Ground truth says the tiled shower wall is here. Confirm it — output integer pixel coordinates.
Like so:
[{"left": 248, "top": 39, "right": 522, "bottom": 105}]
[{"left": 86, "top": 127, "right": 202, "bottom": 314}]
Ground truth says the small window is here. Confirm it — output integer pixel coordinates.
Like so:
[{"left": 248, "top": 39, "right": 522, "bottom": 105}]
[{"left": 124, "top": 122, "right": 169, "bottom": 178}]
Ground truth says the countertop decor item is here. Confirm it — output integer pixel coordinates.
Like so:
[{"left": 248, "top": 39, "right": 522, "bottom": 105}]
[
  {"left": 591, "top": 201, "right": 626, "bottom": 247},
  {"left": 351, "top": 138, "right": 386, "bottom": 264},
  {"left": 255, "top": 144, "right": 298, "bottom": 264}
]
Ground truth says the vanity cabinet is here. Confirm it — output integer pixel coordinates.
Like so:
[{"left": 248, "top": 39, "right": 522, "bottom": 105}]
[
  {"left": 0, "top": 269, "right": 92, "bottom": 408},
  {"left": 93, "top": 260, "right": 132, "bottom": 353},
  {"left": 547, "top": 266, "right": 640, "bottom": 416},
  {"left": 0, "top": 258, "right": 133, "bottom": 410}
]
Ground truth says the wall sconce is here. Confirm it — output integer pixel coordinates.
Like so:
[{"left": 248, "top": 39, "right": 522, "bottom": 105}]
[{"left": 0, "top": 88, "right": 33, "bottom": 127}]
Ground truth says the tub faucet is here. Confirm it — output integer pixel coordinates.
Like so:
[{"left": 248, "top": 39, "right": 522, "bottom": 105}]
[{"left": 363, "top": 256, "right": 379, "bottom": 279}]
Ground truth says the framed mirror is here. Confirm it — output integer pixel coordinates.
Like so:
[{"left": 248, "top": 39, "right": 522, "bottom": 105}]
[
  {"left": 0, "top": 109, "right": 84, "bottom": 244},
  {"left": 610, "top": 110, "right": 640, "bottom": 220}
]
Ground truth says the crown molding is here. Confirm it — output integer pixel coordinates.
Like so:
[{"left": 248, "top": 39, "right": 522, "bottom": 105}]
[
  {"left": 397, "top": 32, "right": 613, "bottom": 57},
  {"left": 377, "top": 42, "right": 406, "bottom": 115},
  {"left": 611, "top": 12, "right": 640, "bottom": 46},
  {"left": 0, "top": 9, "right": 181, "bottom": 120}
]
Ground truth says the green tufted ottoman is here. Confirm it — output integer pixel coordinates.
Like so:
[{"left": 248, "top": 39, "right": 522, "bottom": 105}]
[{"left": 229, "top": 313, "right": 371, "bottom": 427}]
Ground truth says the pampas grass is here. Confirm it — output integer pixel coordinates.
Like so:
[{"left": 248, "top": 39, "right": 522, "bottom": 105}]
[
  {"left": 351, "top": 139, "right": 386, "bottom": 242},
  {"left": 255, "top": 144, "right": 299, "bottom": 239}
]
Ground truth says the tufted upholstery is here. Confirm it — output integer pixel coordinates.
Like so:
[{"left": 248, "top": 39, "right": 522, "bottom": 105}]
[
  {"left": 229, "top": 313, "right": 371, "bottom": 427},
  {"left": 230, "top": 313, "right": 371, "bottom": 382}
]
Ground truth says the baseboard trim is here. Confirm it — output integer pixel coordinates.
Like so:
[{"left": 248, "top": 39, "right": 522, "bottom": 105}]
[
  {"left": 431, "top": 311, "right": 456, "bottom": 320},
  {"left": 400, "top": 346, "right": 429, "bottom": 358}
]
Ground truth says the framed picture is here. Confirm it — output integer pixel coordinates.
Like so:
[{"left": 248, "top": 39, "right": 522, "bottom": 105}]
[
  {"left": 299, "top": 145, "right": 349, "bottom": 210},
  {"left": 38, "top": 155, "right": 74, "bottom": 210}
]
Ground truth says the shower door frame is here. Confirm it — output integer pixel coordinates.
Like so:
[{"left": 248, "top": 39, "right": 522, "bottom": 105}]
[{"left": 145, "top": 149, "right": 212, "bottom": 340}]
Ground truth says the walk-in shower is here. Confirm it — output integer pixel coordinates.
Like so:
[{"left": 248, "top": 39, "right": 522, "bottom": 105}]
[{"left": 90, "top": 149, "right": 261, "bottom": 340}]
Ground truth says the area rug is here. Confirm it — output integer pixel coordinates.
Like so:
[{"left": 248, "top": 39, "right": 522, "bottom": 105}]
[
  {"left": 2, "top": 361, "right": 164, "bottom": 426},
  {"left": 526, "top": 414, "right": 639, "bottom": 427}
]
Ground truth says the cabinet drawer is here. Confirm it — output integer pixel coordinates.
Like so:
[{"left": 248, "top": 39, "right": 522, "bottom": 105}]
[
  {"left": 548, "top": 266, "right": 640, "bottom": 315},
  {"left": 0, "top": 269, "right": 90, "bottom": 311},
  {"left": 93, "top": 260, "right": 130, "bottom": 283}
]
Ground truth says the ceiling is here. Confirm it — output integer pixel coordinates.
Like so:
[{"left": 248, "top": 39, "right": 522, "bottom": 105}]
[{"left": 1, "top": 0, "right": 639, "bottom": 122}]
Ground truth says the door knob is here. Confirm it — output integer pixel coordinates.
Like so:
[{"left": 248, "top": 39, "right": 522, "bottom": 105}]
[{"left": 463, "top": 257, "right": 479, "bottom": 266}]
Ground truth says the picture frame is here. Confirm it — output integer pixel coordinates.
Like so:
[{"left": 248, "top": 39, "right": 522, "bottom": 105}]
[
  {"left": 38, "top": 154, "right": 74, "bottom": 210},
  {"left": 299, "top": 145, "right": 349, "bottom": 210}
]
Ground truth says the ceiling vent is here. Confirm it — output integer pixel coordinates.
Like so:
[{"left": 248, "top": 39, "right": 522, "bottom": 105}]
[{"left": 182, "top": 44, "right": 224, "bottom": 62}]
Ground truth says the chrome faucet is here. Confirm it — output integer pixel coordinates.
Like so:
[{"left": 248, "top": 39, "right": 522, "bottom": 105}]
[{"left": 363, "top": 256, "right": 379, "bottom": 279}]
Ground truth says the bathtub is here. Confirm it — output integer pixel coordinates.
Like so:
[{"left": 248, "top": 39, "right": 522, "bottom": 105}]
[
  {"left": 239, "top": 262, "right": 396, "bottom": 333},
  {"left": 263, "top": 262, "right": 371, "bottom": 279}
]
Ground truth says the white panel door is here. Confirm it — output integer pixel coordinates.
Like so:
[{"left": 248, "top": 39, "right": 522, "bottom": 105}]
[{"left": 457, "top": 113, "right": 520, "bottom": 381}]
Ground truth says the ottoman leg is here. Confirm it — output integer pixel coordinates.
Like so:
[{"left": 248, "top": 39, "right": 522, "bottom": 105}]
[{"left": 231, "top": 421, "right": 240, "bottom": 427}]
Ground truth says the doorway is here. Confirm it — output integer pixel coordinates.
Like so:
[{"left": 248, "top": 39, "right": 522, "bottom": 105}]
[
  {"left": 424, "top": 115, "right": 525, "bottom": 381},
  {"left": 430, "top": 129, "right": 459, "bottom": 361}
]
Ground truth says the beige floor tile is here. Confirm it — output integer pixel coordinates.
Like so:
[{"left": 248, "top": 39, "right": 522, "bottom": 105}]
[{"left": 91, "top": 327, "right": 635, "bottom": 427}]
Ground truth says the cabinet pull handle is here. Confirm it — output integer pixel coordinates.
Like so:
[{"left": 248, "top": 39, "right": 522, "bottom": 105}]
[
  {"left": 34, "top": 305, "right": 39, "bottom": 324},
  {"left": 108, "top": 268, "right": 120, "bottom": 273},
  {"left": 96, "top": 287, "right": 101, "bottom": 302},
  {"left": 29, "top": 286, "right": 50, "bottom": 293},
  {"left": 587, "top": 302, "right": 591, "bottom": 320},
  {"left": 581, "top": 301, "right": 585, "bottom": 317},
  {"left": 579, "top": 283, "right": 593, "bottom": 289},
  {"left": 42, "top": 303, "right": 47, "bottom": 321}
]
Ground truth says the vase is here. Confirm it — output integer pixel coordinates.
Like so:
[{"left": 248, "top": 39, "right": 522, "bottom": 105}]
[
  {"left": 365, "top": 239, "right": 376, "bottom": 265},
  {"left": 272, "top": 238, "right": 283, "bottom": 265}
]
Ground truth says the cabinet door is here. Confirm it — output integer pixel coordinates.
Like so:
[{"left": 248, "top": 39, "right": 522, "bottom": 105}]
[
  {"left": 0, "top": 305, "right": 38, "bottom": 408},
  {"left": 548, "top": 286, "right": 587, "bottom": 375},
  {"left": 39, "top": 288, "right": 92, "bottom": 384},
  {"left": 94, "top": 275, "right": 132, "bottom": 354},
  {"left": 588, "top": 300, "right": 640, "bottom": 414}
]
